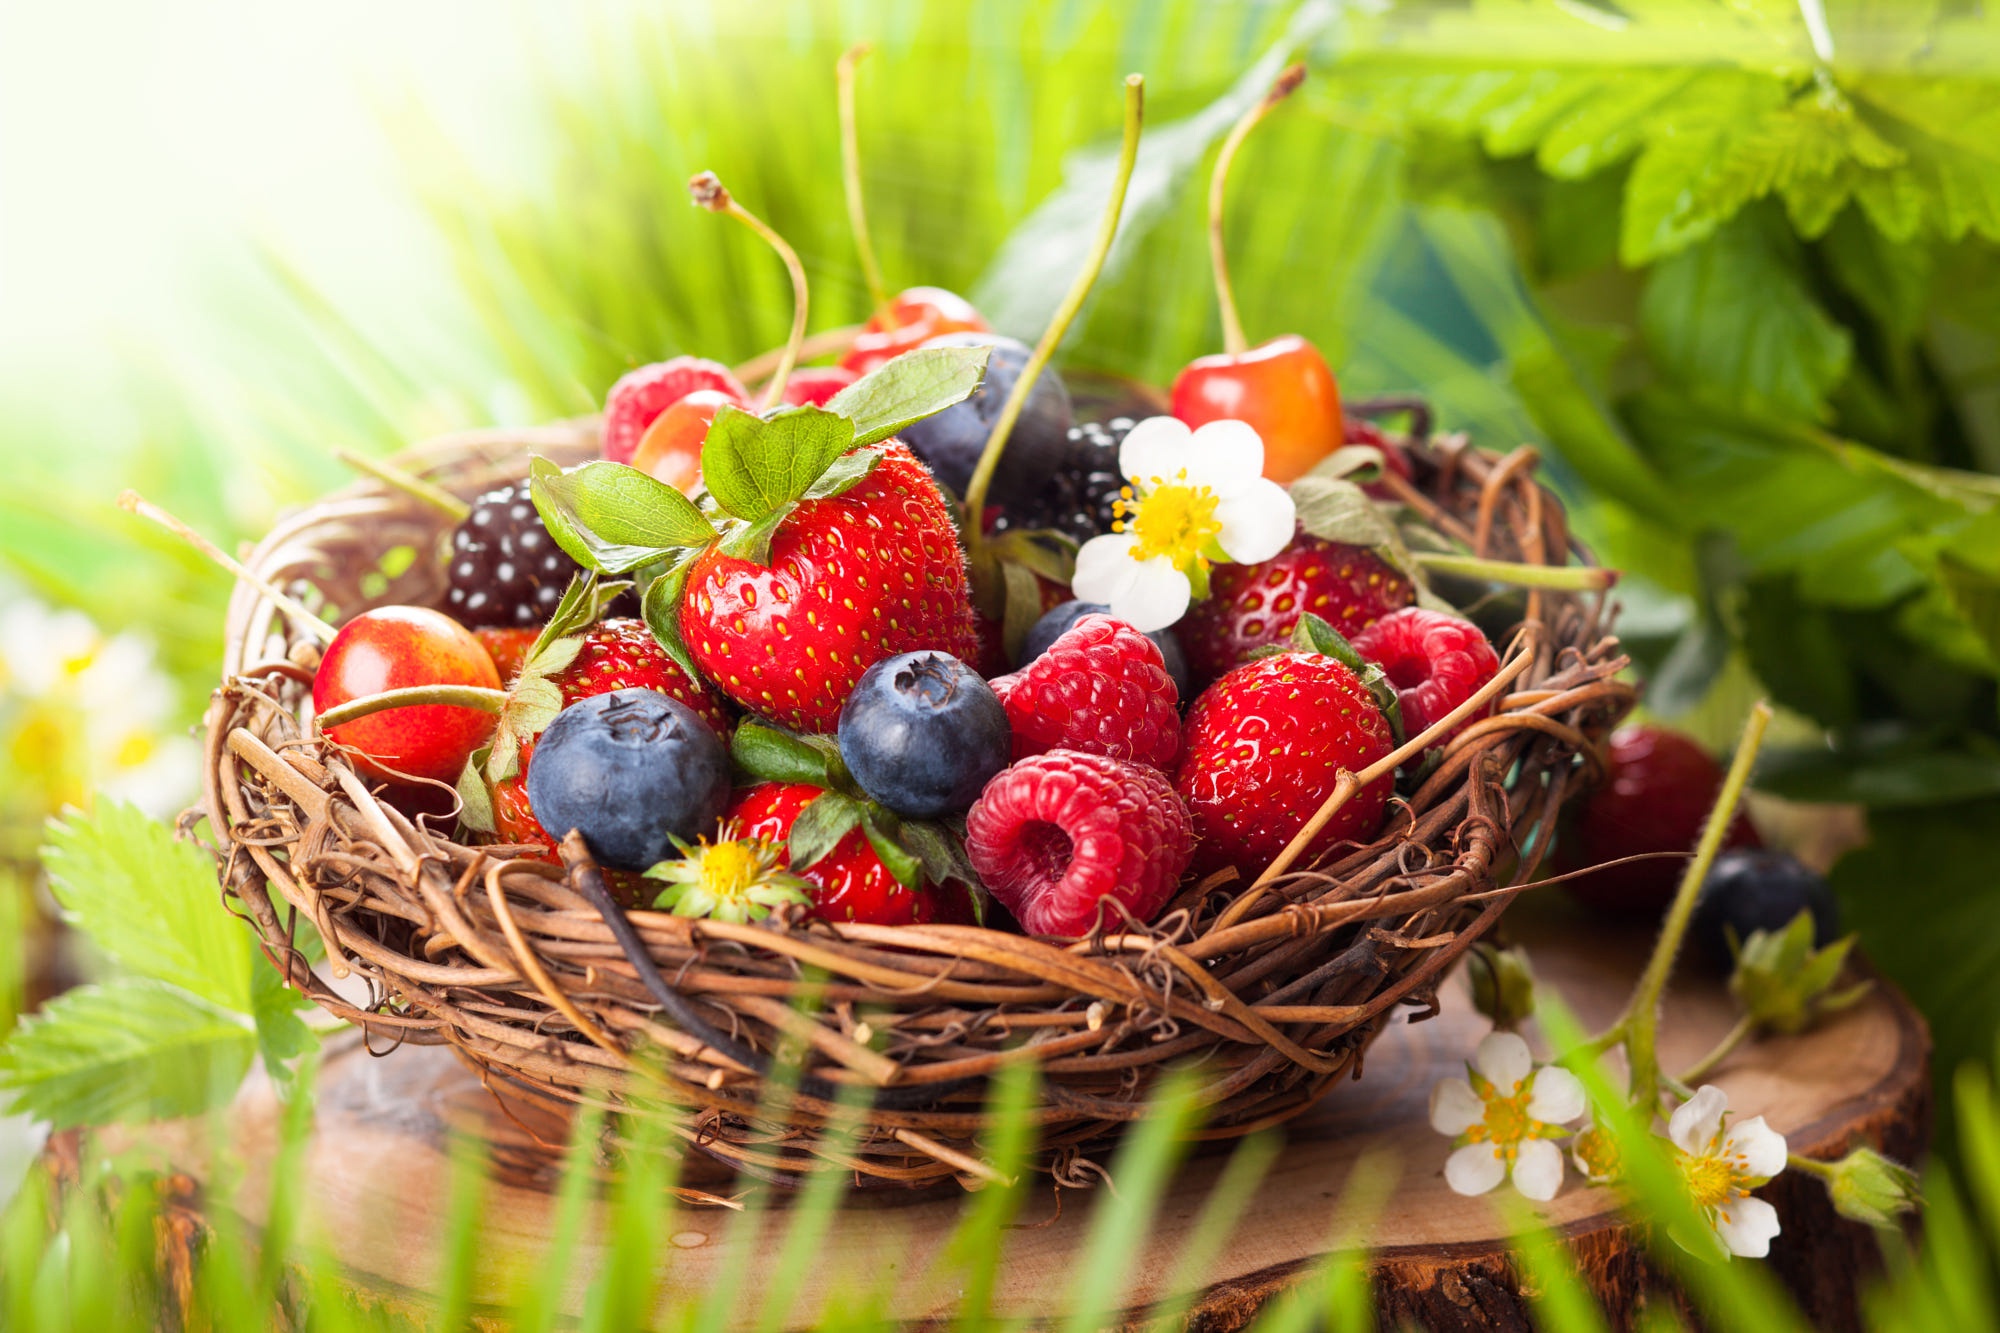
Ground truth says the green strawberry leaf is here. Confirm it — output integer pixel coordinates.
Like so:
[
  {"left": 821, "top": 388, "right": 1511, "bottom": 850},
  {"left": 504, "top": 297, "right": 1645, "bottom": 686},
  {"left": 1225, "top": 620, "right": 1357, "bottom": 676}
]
[
  {"left": 252, "top": 958, "right": 317, "bottom": 1101},
  {"left": 788, "top": 790, "right": 865, "bottom": 870},
  {"left": 802, "top": 449, "right": 881, "bottom": 501},
  {"left": 860, "top": 809, "right": 924, "bottom": 889},
  {"left": 1290, "top": 612, "right": 1405, "bottom": 744},
  {"left": 640, "top": 555, "right": 701, "bottom": 684},
  {"left": 1290, "top": 475, "right": 1400, "bottom": 548},
  {"left": 999, "top": 559, "right": 1044, "bottom": 666},
  {"left": 898, "top": 820, "right": 982, "bottom": 893},
  {"left": 525, "top": 572, "right": 629, "bottom": 666},
  {"left": 825, "top": 344, "right": 992, "bottom": 448},
  {"left": 718, "top": 509, "right": 789, "bottom": 565},
  {"left": 529, "top": 456, "right": 715, "bottom": 574},
  {"left": 457, "top": 746, "right": 496, "bottom": 834},
  {"left": 732, "top": 722, "right": 836, "bottom": 788},
  {"left": 701, "top": 404, "right": 856, "bottom": 522}
]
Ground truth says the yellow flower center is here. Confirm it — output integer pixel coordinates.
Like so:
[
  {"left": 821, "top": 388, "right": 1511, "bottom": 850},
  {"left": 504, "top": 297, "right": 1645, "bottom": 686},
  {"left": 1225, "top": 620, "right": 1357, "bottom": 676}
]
[
  {"left": 1467, "top": 1083, "right": 1535, "bottom": 1153},
  {"left": 699, "top": 838, "right": 767, "bottom": 903},
  {"left": 1572, "top": 1125, "right": 1621, "bottom": 1182},
  {"left": 1683, "top": 1151, "right": 1741, "bottom": 1212},
  {"left": 1117, "top": 471, "right": 1221, "bottom": 569}
]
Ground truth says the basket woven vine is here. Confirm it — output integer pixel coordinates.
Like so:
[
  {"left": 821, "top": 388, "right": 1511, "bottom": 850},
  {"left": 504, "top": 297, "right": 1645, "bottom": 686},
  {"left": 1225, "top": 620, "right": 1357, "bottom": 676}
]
[{"left": 196, "top": 401, "right": 1633, "bottom": 1195}]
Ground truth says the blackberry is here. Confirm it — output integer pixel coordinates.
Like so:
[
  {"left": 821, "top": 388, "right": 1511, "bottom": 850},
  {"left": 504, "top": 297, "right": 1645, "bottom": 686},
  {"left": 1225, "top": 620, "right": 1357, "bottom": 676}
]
[
  {"left": 988, "top": 417, "right": 1133, "bottom": 545},
  {"left": 444, "top": 484, "right": 581, "bottom": 628}
]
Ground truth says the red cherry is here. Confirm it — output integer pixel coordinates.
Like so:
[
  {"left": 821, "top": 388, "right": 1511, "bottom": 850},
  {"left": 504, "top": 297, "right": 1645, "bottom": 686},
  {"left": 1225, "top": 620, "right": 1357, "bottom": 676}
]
[
  {"left": 600, "top": 357, "right": 747, "bottom": 465},
  {"left": 312, "top": 607, "right": 502, "bottom": 785},
  {"left": 630, "top": 388, "right": 737, "bottom": 491},
  {"left": 1169, "top": 334, "right": 1343, "bottom": 484},
  {"left": 781, "top": 365, "right": 859, "bottom": 406},
  {"left": 1559, "top": 726, "right": 1762, "bottom": 914},
  {"left": 840, "top": 286, "right": 988, "bottom": 375}
]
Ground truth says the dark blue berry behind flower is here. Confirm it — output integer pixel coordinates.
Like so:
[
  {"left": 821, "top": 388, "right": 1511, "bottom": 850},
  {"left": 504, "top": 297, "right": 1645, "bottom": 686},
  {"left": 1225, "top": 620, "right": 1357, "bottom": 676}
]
[
  {"left": 838, "top": 652, "right": 1011, "bottom": 820},
  {"left": 900, "top": 334, "right": 1072, "bottom": 507},
  {"left": 525, "top": 688, "right": 730, "bottom": 870},
  {"left": 1019, "top": 600, "right": 1189, "bottom": 703},
  {"left": 1689, "top": 849, "right": 1840, "bottom": 972}
]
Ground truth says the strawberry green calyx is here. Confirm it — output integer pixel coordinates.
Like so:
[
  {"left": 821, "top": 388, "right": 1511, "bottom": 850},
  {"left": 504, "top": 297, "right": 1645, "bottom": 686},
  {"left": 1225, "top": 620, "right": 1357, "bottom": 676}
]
[
  {"left": 482, "top": 573, "right": 632, "bottom": 784},
  {"left": 646, "top": 822, "right": 812, "bottom": 924},
  {"left": 1282, "top": 611, "right": 1405, "bottom": 743}
]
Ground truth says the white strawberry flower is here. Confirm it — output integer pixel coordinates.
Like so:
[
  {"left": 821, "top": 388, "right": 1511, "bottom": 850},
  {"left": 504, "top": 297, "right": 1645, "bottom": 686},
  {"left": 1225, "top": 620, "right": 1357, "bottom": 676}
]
[
  {"left": 1665, "top": 1084, "right": 1788, "bottom": 1258},
  {"left": 1430, "top": 1031, "right": 1587, "bottom": 1202},
  {"left": 1069, "top": 417, "right": 1295, "bottom": 632}
]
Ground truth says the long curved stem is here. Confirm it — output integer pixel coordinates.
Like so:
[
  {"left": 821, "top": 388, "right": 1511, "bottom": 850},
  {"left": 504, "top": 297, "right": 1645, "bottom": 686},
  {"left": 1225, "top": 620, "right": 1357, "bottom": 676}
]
[
  {"left": 316, "top": 684, "right": 510, "bottom": 729},
  {"left": 1208, "top": 63, "right": 1304, "bottom": 356},
  {"left": 118, "top": 490, "right": 339, "bottom": 644},
  {"left": 1622, "top": 702, "right": 1772, "bottom": 1118},
  {"left": 690, "top": 172, "right": 809, "bottom": 411},
  {"left": 1414, "top": 552, "right": 1620, "bottom": 591},
  {"left": 837, "top": 43, "right": 890, "bottom": 318},
  {"left": 1676, "top": 1013, "right": 1757, "bottom": 1087},
  {"left": 335, "top": 449, "right": 471, "bottom": 523},
  {"left": 964, "top": 74, "right": 1145, "bottom": 558}
]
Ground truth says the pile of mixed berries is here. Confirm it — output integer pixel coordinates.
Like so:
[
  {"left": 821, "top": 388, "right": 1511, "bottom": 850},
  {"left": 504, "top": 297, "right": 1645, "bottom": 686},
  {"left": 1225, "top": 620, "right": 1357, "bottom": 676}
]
[{"left": 304, "top": 265, "right": 1550, "bottom": 937}]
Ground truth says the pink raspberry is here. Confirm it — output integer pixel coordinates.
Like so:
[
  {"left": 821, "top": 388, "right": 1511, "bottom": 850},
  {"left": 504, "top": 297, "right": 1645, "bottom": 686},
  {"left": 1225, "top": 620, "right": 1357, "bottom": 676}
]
[
  {"left": 965, "top": 749, "right": 1194, "bottom": 937},
  {"left": 1351, "top": 607, "right": 1500, "bottom": 744},
  {"left": 600, "top": 357, "right": 747, "bottom": 464},
  {"left": 988, "top": 614, "right": 1180, "bottom": 770}
]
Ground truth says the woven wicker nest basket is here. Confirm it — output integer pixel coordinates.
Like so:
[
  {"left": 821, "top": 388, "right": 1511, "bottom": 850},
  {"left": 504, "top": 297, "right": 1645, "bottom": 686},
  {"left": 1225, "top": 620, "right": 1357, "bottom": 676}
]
[{"left": 199, "top": 413, "right": 1634, "bottom": 1196}]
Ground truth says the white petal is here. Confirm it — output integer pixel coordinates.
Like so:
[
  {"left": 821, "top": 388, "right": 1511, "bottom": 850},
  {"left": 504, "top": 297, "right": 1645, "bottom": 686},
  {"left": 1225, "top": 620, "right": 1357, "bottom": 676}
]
[
  {"left": 1071, "top": 533, "right": 1144, "bottom": 606},
  {"left": 1724, "top": 1116, "right": 1788, "bottom": 1180},
  {"left": 1714, "top": 1194, "right": 1781, "bottom": 1258},
  {"left": 1110, "top": 557, "right": 1193, "bottom": 633},
  {"left": 1119, "top": 416, "right": 1196, "bottom": 487},
  {"left": 1511, "top": 1138, "right": 1565, "bottom": 1202},
  {"left": 1430, "top": 1078, "right": 1485, "bottom": 1137},
  {"left": 1444, "top": 1143, "right": 1509, "bottom": 1197},
  {"left": 1526, "top": 1066, "right": 1587, "bottom": 1127},
  {"left": 1214, "top": 481, "right": 1298, "bottom": 566},
  {"left": 1669, "top": 1084, "right": 1729, "bottom": 1154},
  {"left": 1473, "top": 1031, "right": 1534, "bottom": 1093},
  {"left": 1182, "top": 419, "right": 1265, "bottom": 495}
]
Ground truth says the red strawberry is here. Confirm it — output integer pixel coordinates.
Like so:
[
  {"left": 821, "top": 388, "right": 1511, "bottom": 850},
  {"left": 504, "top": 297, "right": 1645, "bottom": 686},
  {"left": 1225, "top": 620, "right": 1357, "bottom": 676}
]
[
  {"left": 965, "top": 749, "right": 1193, "bottom": 937},
  {"left": 988, "top": 615, "right": 1180, "bottom": 770},
  {"left": 1351, "top": 607, "right": 1500, "bottom": 745},
  {"left": 1177, "top": 530, "right": 1414, "bottom": 690},
  {"left": 679, "top": 443, "right": 981, "bottom": 733},
  {"left": 1560, "top": 726, "right": 1762, "bottom": 914},
  {"left": 728, "top": 781, "right": 951, "bottom": 925},
  {"left": 601, "top": 357, "right": 748, "bottom": 465},
  {"left": 1175, "top": 650, "right": 1396, "bottom": 875}
]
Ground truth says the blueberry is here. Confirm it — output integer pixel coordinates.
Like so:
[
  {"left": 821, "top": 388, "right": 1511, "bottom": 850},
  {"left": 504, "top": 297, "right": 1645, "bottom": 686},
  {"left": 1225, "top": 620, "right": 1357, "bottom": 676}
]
[
  {"left": 1018, "top": 600, "right": 1190, "bottom": 703},
  {"left": 837, "top": 652, "right": 1010, "bottom": 819},
  {"left": 525, "top": 688, "right": 730, "bottom": 870},
  {"left": 900, "top": 333, "right": 1073, "bottom": 508},
  {"left": 1689, "top": 849, "right": 1840, "bottom": 973}
]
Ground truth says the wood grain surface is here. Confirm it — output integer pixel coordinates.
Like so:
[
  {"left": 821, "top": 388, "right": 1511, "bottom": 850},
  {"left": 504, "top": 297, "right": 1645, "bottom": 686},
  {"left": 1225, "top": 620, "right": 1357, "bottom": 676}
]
[{"left": 94, "top": 904, "right": 1929, "bottom": 1330}]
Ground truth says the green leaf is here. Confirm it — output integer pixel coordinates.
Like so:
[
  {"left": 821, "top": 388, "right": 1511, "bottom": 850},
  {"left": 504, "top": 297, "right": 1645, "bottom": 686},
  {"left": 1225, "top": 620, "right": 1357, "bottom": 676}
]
[
  {"left": 529, "top": 457, "right": 714, "bottom": 574},
  {"left": 716, "top": 509, "right": 788, "bottom": 565},
  {"left": 1639, "top": 209, "right": 1852, "bottom": 421},
  {"left": 898, "top": 821, "right": 982, "bottom": 892},
  {"left": 0, "top": 980, "right": 254, "bottom": 1128},
  {"left": 1620, "top": 71, "right": 1791, "bottom": 264},
  {"left": 999, "top": 559, "right": 1044, "bottom": 667},
  {"left": 42, "top": 802, "right": 251, "bottom": 1013},
  {"left": 1289, "top": 613, "right": 1405, "bottom": 742},
  {"left": 1758, "top": 736, "right": 2000, "bottom": 807},
  {"left": 251, "top": 954, "right": 317, "bottom": 1101},
  {"left": 1939, "top": 553, "right": 2000, "bottom": 665},
  {"left": 824, "top": 345, "right": 992, "bottom": 448},
  {"left": 732, "top": 723, "right": 836, "bottom": 789},
  {"left": 860, "top": 811, "right": 924, "bottom": 889},
  {"left": 640, "top": 555, "right": 701, "bottom": 684},
  {"left": 1289, "top": 475, "right": 1400, "bottom": 548},
  {"left": 801, "top": 449, "right": 881, "bottom": 501},
  {"left": 457, "top": 747, "right": 496, "bottom": 834},
  {"left": 787, "top": 791, "right": 863, "bottom": 870},
  {"left": 699, "top": 405, "right": 855, "bottom": 522}
]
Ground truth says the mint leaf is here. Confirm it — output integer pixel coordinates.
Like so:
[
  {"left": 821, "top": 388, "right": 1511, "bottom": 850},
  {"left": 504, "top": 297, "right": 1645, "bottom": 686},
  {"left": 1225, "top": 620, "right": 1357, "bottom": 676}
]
[
  {"left": 700, "top": 405, "right": 855, "bottom": 522},
  {"left": 1639, "top": 210, "right": 1852, "bottom": 421},
  {"left": 43, "top": 802, "right": 251, "bottom": 1013},
  {"left": 0, "top": 980, "right": 254, "bottom": 1128},
  {"left": 825, "top": 345, "right": 993, "bottom": 447},
  {"left": 788, "top": 791, "right": 863, "bottom": 870},
  {"left": 732, "top": 723, "right": 835, "bottom": 788},
  {"left": 530, "top": 457, "right": 713, "bottom": 573}
]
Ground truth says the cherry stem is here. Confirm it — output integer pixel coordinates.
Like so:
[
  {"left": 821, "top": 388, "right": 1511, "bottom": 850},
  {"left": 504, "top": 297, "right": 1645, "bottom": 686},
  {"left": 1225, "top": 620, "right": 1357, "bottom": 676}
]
[
  {"left": 316, "top": 684, "right": 510, "bottom": 730},
  {"left": 1413, "top": 552, "right": 1619, "bottom": 591},
  {"left": 1209, "top": 62, "right": 1304, "bottom": 357},
  {"left": 690, "top": 171, "right": 809, "bottom": 411},
  {"left": 1618, "top": 700, "right": 1772, "bottom": 1119},
  {"left": 117, "top": 490, "right": 339, "bottom": 645},
  {"left": 964, "top": 74, "right": 1145, "bottom": 562},
  {"left": 334, "top": 449, "right": 471, "bottom": 523},
  {"left": 837, "top": 43, "right": 890, "bottom": 319}
]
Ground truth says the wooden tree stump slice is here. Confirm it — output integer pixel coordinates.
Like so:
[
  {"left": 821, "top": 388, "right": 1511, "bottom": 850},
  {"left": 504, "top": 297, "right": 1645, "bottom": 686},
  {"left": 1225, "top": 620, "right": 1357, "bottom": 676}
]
[{"left": 90, "top": 907, "right": 1928, "bottom": 1331}]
